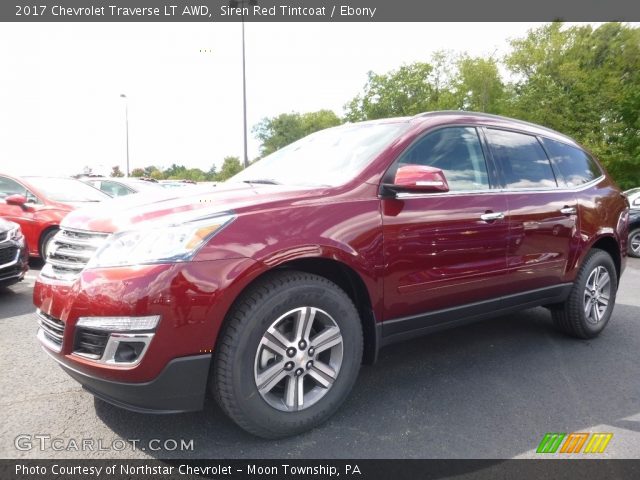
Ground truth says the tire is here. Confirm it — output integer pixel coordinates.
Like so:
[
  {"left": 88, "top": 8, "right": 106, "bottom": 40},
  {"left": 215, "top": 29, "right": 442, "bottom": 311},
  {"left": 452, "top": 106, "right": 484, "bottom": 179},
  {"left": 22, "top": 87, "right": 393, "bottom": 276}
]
[
  {"left": 39, "top": 227, "right": 59, "bottom": 259},
  {"left": 629, "top": 228, "right": 640, "bottom": 258},
  {"left": 551, "top": 249, "right": 617, "bottom": 339},
  {"left": 212, "top": 270, "right": 363, "bottom": 438}
]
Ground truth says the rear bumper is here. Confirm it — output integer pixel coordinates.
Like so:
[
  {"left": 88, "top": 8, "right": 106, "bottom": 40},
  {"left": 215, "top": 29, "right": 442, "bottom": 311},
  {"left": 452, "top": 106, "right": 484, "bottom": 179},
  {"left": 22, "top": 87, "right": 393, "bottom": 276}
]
[{"left": 45, "top": 348, "right": 212, "bottom": 413}]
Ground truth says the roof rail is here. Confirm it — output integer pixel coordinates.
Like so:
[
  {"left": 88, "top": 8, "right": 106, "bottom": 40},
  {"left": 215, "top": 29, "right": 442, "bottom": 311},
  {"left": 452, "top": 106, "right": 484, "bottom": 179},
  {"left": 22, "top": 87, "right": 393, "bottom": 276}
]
[{"left": 411, "top": 110, "right": 571, "bottom": 140}]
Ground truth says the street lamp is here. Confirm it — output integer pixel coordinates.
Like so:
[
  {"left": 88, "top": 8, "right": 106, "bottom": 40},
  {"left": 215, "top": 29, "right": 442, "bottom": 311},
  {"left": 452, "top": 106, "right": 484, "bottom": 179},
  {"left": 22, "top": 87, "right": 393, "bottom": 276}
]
[
  {"left": 120, "top": 93, "right": 130, "bottom": 176},
  {"left": 229, "top": 0, "right": 258, "bottom": 168}
]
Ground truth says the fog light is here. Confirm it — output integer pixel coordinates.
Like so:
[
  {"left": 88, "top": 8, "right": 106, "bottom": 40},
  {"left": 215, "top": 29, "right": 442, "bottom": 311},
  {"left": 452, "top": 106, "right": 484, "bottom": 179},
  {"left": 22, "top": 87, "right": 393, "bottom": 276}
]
[{"left": 114, "top": 341, "right": 146, "bottom": 363}]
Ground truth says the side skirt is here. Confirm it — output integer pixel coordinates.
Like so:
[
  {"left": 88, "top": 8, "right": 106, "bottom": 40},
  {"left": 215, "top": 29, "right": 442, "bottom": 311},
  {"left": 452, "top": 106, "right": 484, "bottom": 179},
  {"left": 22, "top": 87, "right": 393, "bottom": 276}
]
[{"left": 380, "top": 283, "right": 573, "bottom": 347}]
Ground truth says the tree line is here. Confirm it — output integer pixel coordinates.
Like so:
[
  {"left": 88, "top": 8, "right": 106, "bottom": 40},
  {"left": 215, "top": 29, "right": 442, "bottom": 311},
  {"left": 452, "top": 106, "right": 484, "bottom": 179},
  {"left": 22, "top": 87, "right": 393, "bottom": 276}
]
[{"left": 116, "top": 23, "right": 640, "bottom": 189}]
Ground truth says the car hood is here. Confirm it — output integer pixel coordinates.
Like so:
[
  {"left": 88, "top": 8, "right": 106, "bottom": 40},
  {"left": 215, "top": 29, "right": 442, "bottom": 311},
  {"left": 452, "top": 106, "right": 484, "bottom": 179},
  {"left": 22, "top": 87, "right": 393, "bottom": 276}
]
[
  {"left": 0, "top": 217, "right": 19, "bottom": 233},
  {"left": 61, "top": 183, "right": 323, "bottom": 233}
]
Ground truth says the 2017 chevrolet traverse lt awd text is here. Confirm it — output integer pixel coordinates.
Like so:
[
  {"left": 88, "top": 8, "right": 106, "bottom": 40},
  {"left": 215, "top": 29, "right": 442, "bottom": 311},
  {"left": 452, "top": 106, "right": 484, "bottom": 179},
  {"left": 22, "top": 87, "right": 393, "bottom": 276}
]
[{"left": 34, "top": 112, "right": 629, "bottom": 438}]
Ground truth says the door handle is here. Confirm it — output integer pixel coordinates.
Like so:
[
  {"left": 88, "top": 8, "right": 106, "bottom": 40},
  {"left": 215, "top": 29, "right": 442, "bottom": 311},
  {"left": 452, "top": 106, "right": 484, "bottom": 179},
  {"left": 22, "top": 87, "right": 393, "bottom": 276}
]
[
  {"left": 480, "top": 212, "right": 505, "bottom": 222},
  {"left": 560, "top": 206, "right": 577, "bottom": 215}
]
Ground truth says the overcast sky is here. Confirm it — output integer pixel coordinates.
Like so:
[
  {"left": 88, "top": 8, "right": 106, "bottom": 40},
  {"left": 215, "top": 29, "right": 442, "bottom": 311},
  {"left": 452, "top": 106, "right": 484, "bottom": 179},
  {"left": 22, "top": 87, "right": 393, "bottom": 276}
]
[{"left": 1, "top": 22, "right": 569, "bottom": 176}]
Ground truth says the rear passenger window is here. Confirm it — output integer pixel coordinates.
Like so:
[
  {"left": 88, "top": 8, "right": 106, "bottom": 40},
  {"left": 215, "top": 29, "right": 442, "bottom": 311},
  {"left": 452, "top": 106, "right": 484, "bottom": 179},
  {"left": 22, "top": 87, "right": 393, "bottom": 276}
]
[
  {"left": 541, "top": 138, "right": 602, "bottom": 187},
  {"left": 398, "top": 127, "right": 490, "bottom": 191},
  {"left": 486, "top": 129, "right": 557, "bottom": 189}
]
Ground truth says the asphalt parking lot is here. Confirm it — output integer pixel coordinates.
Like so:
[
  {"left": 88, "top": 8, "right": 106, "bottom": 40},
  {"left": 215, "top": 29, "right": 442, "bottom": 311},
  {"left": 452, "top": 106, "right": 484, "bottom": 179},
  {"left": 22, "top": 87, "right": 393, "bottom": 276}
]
[{"left": 1, "top": 258, "right": 639, "bottom": 459}]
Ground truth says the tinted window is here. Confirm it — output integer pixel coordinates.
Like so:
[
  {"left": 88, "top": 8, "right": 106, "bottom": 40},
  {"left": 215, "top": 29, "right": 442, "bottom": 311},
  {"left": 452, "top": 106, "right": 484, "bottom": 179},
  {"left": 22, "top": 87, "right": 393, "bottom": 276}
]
[
  {"left": 398, "top": 127, "right": 490, "bottom": 191},
  {"left": 486, "top": 129, "right": 557, "bottom": 189},
  {"left": 0, "top": 176, "right": 27, "bottom": 199},
  {"left": 541, "top": 138, "right": 601, "bottom": 187}
]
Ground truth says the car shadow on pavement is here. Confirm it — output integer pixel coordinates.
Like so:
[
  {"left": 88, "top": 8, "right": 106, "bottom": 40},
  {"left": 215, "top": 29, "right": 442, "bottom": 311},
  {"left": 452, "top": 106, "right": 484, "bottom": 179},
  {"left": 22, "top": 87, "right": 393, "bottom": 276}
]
[
  {"left": 94, "top": 304, "right": 640, "bottom": 460},
  {"left": 0, "top": 286, "right": 35, "bottom": 319}
]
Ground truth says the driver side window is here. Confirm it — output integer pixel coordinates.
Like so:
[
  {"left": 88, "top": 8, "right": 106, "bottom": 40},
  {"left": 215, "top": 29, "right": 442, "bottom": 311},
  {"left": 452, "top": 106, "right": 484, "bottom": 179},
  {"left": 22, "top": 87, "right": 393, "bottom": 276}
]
[{"left": 398, "top": 127, "right": 490, "bottom": 191}]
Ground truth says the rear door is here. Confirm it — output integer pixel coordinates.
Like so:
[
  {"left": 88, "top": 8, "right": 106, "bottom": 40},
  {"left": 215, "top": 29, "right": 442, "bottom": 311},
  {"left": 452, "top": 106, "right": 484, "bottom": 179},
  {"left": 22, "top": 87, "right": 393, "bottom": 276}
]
[
  {"left": 382, "top": 126, "right": 511, "bottom": 324},
  {"left": 483, "top": 128, "right": 579, "bottom": 292}
]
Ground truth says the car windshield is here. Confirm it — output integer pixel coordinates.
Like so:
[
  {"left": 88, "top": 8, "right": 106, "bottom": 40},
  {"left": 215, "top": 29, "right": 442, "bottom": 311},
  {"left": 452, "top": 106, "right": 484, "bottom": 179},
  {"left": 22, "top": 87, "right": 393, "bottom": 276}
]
[
  {"left": 26, "top": 177, "right": 109, "bottom": 202},
  {"left": 230, "top": 122, "right": 408, "bottom": 187}
]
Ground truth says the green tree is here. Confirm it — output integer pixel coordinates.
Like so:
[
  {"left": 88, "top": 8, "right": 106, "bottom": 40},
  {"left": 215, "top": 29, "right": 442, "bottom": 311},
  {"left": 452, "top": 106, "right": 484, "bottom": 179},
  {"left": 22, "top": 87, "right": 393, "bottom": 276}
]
[
  {"left": 217, "top": 156, "right": 243, "bottom": 181},
  {"left": 130, "top": 168, "right": 145, "bottom": 177},
  {"left": 149, "top": 169, "right": 164, "bottom": 180},
  {"left": 454, "top": 56, "right": 505, "bottom": 113},
  {"left": 110, "top": 166, "right": 124, "bottom": 178},
  {"left": 164, "top": 163, "right": 188, "bottom": 180},
  {"left": 504, "top": 22, "right": 640, "bottom": 188},
  {"left": 254, "top": 109, "right": 342, "bottom": 156},
  {"left": 344, "top": 54, "right": 459, "bottom": 122}
]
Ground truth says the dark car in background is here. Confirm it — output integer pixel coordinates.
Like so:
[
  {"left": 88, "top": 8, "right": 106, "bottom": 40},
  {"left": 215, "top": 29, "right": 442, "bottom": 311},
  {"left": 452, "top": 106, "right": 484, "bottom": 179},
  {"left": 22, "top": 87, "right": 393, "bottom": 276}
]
[
  {"left": 628, "top": 208, "right": 640, "bottom": 258},
  {"left": 82, "top": 177, "right": 163, "bottom": 197},
  {"left": 0, "top": 174, "right": 110, "bottom": 258},
  {"left": 34, "top": 112, "right": 628, "bottom": 438},
  {"left": 0, "top": 218, "right": 28, "bottom": 288}
]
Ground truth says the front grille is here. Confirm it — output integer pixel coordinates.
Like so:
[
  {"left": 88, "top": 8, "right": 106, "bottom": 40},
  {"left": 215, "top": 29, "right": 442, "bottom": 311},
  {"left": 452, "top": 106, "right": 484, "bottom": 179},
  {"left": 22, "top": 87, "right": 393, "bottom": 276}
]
[
  {"left": 36, "top": 309, "right": 65, "bottom": 352},
  {"left": 42, "top": 228, "right": 109, "bottom": 281},
  {"left": 74, "top": 328, "right": 110, "bottom": 359},
  {"left": 0, "top": 245, "right": 18, "bottom": 266}
]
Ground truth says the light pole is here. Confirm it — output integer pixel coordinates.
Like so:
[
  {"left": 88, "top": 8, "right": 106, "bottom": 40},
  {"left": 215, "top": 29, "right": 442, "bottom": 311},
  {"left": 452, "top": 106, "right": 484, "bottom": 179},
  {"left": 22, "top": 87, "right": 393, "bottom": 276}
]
[
  {"left": 230, "top": 0, "right": 258, "bottom": 168},
  {"left": 120, "top": 94, "right": 130, "bottom": 176}
]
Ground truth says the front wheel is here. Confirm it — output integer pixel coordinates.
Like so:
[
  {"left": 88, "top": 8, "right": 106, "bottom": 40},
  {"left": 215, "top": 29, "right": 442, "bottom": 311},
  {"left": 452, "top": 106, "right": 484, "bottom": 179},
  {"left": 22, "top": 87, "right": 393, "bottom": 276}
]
[
  {"left": 212, "top": 271, "right": 363, "bottom": 438},
  {"left": 551, "top": 249, "right": 617, "bottom": 339}
]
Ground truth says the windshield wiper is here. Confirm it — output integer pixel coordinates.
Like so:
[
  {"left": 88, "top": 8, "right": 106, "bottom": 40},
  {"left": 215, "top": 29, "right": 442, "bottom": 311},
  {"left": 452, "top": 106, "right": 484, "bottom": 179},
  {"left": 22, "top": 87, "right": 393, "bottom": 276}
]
[{"left": 242, "top": 179, "right": 281, "bottom": 185}]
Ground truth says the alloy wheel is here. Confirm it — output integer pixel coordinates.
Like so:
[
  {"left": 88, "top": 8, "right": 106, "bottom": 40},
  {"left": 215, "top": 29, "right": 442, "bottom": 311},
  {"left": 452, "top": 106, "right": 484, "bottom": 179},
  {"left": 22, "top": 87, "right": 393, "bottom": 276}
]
[
  {"left": 583, "top": 266, "right": 611, "bottom": 325},
  {"left": 254, "top": 307, "right": 343, "bottom": 412}
]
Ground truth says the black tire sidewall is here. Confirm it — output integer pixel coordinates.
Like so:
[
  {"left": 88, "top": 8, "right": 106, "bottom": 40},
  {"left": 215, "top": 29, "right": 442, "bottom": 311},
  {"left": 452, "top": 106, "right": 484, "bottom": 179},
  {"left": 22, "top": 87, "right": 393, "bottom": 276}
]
[{"left": 221, "top": 277, "right": 362, "bottom": 436}]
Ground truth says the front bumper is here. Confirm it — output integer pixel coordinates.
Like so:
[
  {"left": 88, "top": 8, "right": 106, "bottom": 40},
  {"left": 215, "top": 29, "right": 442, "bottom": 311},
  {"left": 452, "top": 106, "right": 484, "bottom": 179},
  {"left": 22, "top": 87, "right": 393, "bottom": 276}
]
[
  {"left": 0, "top": 238, "right": 28, "bottom": 287},
  {"left": 44, "top": 347, "right": 211, "bottom": 413}
]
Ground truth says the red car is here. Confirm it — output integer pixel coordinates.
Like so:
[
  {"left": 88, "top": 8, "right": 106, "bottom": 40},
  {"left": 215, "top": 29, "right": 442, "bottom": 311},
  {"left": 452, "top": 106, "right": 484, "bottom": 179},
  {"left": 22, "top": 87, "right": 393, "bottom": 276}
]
[
  {"left": 34, "top": 112, "right": 629, "bottom": 438},
  {"left": 0, "top": 175, "right": 110, "bottom": 258}
]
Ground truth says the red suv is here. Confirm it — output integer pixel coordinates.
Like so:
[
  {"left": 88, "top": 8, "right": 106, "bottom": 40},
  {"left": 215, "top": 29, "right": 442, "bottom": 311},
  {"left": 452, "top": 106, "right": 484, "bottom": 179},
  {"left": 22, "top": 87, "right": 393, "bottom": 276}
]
[{"left": 34, "top": 112, "right": 629, "bottom": 438}]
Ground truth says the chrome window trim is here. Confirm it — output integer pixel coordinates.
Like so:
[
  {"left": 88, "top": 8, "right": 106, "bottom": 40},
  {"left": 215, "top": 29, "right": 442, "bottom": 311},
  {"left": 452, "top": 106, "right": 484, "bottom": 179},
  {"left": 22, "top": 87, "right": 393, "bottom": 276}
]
[{"left": 387, "top": 175, "right": 604, "bottom": 199}]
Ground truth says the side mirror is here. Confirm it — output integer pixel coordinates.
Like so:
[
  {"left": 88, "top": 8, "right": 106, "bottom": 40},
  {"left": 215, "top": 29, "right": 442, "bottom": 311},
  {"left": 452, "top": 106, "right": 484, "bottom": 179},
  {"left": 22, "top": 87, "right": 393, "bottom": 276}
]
[
  {"left": 383, "top": 165, "right": 449, "bottom": 196},
  {"left": 5, "top": 194, "right": 28, "bottom": 207}
]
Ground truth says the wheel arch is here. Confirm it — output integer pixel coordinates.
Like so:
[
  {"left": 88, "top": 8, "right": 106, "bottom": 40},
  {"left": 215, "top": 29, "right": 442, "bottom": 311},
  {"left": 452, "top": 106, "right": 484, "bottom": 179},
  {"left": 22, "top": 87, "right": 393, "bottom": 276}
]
[
  {"left": 587, "top": 235, "right": 622, "bottom": 284},
  {"left": 220, "top": 256, "right": 380, "bottom": 365}
]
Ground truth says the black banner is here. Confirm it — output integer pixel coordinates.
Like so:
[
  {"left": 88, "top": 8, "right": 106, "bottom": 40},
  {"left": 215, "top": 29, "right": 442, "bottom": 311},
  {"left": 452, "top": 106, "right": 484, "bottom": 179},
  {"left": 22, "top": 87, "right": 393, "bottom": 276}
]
[
  {"left": 3, "top": 460, "right": 640, "bottom": 480},
  {"left": 2, "top": 0, "right": 640, "bottom": 22}
]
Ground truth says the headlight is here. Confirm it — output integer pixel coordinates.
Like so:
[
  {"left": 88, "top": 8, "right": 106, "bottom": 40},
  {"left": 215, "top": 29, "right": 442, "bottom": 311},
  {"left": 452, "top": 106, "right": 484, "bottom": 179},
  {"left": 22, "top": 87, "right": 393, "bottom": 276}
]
[
  {"left": 86, "top": 213, "right": 235, "bottom": 268},
  {"left": 3, "top": 225, "right": 23, "bottom": 244}
]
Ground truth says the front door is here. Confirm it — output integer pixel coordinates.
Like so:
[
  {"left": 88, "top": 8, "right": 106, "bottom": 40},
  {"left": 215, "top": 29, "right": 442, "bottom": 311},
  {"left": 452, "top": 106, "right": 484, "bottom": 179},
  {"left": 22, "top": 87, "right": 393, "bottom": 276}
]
[{"left": 382, "top": 126, "right": 511, "bottom": 325}]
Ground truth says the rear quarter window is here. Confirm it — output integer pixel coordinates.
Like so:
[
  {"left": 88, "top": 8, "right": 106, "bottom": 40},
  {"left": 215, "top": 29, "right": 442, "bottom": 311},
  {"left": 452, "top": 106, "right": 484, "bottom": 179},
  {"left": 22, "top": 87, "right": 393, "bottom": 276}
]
[{"left": 541, "top": 138, "right": 602, "bottom": 187}]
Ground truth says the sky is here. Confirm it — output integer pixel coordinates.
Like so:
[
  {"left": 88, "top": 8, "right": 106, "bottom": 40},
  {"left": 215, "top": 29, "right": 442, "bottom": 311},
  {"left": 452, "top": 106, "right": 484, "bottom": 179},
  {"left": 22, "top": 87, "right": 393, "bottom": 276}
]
[{"left": 1, "top": 22, "right": 562, "bottom": 177}]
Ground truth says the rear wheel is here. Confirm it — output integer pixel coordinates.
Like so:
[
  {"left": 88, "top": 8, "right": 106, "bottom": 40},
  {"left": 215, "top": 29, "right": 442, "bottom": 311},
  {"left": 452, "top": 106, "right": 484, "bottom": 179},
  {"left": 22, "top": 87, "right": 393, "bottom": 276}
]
[
  {"left": 629, "top": 228, "right": 640, "bottom": 258},
  {"left": 551, "top": 249, "right": 617, "bottom": 339},
  {"left": 212, "top": 271, "right": 363, "bottom": 438}
]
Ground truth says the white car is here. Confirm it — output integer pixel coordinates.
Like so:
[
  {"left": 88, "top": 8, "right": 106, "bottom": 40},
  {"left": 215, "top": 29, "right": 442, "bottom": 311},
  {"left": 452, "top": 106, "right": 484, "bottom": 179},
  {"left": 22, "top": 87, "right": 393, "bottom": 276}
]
[{"left": 624, "top": 187, "right": 640, "bottom": 209}]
